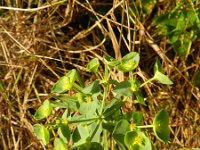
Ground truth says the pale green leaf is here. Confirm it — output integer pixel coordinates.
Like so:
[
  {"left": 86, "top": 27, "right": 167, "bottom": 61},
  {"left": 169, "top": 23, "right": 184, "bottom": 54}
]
[
  {"left": 33, "top": 124, "right": 50, "bottom": 145},
  {"left": 54, "top": 138, "right": 68, "bottom": 150},
  {"left": 34, "top": 100, "right": 52, "bottom": 120},
  {"left": 86, "top": 58, "right": 99, "bottom": 72},
  {"left": 154, "top": 71, "right": 173, "bottom": 85}
]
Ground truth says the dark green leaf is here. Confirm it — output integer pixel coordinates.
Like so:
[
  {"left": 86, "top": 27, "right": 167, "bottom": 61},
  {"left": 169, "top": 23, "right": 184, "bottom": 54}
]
[
  {"left": 86, "top": 58, "right": 99, "bottom": 72},
  {"left": 132, "top": 111, "right": 143, "bottom": 126},
  {"left": 194, "top": 69, "right": 200, "bottom": 89},
  {"left": 173, "top": 13, "right": 185, "bottom": 33},
  {"left": 34, "top": 100, "right": 52, "bottom": 120},
  {"left": 71, "top": 125, "right": 89, "bottom": 149},
  {"left": 102, "top": 121, "right": 115, "bottom": 133},
  {"left": 108, "top": 79, "right": 119, "bottom": 85},
  {"left": 168, "top": 34, "right": 179, "bottom": 44},
  {"left": 113, "top": 119, "right": 130, "bottom": 149},
  {"left": 72, "top": 127, "right": 81, "bottom": 143},
  {"left": 58, "top": 124, "right": 70, "bottom": 143},
  {"left": 75, "top": 71, "right": 85, "bottom": 87},
  {"left": 153, "top": 109, "right": 170, "bottom": 143},
  {"left": 89, "top": 142, "right": 104, "bottom": 150},
  {"left": 33, "top": 124, "right": 50, "bottom": 145},
  {"left": 134, "top": 92, "right": 146, "bottom": 106},
  {"left": 103, "top": 98, "right": 125, "bottom": 118}
]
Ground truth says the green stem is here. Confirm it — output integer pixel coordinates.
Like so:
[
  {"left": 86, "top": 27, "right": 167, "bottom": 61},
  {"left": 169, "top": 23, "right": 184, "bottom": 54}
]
[
  {"left": 73, "top": 83, "right": 83, "bottom": 93},
  {"left": 100, "top": 84, "right": 109, "bottom": 115},
  {"left": 96, "top": 71, "right": 103, "bottom": 80},
  {"left": 139, "top": 77, "right": 155, "bottom": 88},
  {"left": 68, "top": 117, "right": 99, "bottom": 124},
  {"left": 103, "top": 130, "right": 108, "bottom": 150},
  {"left": 129, "top": 71, "right": 133, "bottom": 80},
  {"left": 137, "top": 125, "right": 154, "bottom": 129}
]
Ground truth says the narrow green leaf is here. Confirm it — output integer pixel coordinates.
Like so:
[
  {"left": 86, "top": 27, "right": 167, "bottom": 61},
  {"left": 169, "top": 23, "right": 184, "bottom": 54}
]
[
  {"left": 54, "top": 138, "right": 68, "bottom": 150},
  {"left": 103, "top": 97, "right": 125, "bottom": 118},
  {"left": 52, "top": 95, "right": 79, "bottom": 110},
  {"left": 134, "top": 92, "right": 146, "bottom": 106},
  {"left": 154, "top": 71, "right": 173, "bottom": 85},
  {"left": 58, "top": 124, "right": 70, "bottom": 143},
  {"left": 50, "top": 101, "right": 69, "bottom": 109},
  {"left": 33, "top": 124, "right": 50, "bottom": 145},
  {"left": 89, "top": 142, "right": 104, "bottom": 150},
  {"left": 88, "top": 122, "right": 102, "bottom": 142},
  {"left": 71, "top": 125, "right": 89, "bottom": 149},
  {"left": 72, "top": 127, "right": 81, "bottom": 143},
  {"left": 153, "top": 109, "right": 170, "bottom": 143},
  {"left": 113, "top": 119, "right": 130, "bottom": 149},
  {"left": 153, "top": 58, "right": 162, "bottom": 73},
  {"left": 75, "top": 71, "right": 85, "bottom": 87},
  {"left": 34, "top": 100, "right": 52, "bottom": 120},
  {"left": 86, "top": 58, "right": 99, "bottom": 72}
]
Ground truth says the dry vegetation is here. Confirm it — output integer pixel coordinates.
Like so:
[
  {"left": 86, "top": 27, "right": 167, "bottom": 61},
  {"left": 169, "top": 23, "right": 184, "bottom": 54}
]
[{"left": 0, "top": 0, "right": 200, "bottom": 150}]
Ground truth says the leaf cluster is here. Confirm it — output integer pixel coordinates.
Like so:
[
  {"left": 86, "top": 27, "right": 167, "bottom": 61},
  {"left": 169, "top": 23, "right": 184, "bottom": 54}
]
[
  {"left": 33, "top": 52, "right": 172, "bottom": 149},
  {"left": 155, "top": 0, "right": 200, "bottom": 56}
]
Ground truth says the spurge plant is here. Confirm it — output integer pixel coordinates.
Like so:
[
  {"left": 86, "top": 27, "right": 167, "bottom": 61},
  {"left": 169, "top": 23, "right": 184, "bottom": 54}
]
[{"left": 33, "top": 52, "right": 172, "bottom": 150}]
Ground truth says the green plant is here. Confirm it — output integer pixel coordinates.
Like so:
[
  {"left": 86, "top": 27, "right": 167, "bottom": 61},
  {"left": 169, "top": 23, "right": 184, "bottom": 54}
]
[
  {"left": 155, "top": 0, "right": 200, "bottom": 57},
  {"left": 33, "top": 52, "right": 172, "bottom": 149}
]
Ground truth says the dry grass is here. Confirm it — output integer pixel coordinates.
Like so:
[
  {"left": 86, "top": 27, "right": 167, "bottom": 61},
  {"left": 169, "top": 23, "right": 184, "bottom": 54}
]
[{"left": 0, "top": 0, "right": 199, "bottom": 149}]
